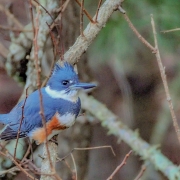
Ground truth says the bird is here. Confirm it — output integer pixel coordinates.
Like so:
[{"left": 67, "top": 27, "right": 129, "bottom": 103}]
[{"left": 0, "top": 62, "right": 96, "bottom": 144}]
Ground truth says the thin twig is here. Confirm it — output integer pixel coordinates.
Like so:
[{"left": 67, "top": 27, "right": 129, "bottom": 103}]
[
  {"left": 80, "top": 0, "right": 85, "bottom": 36},
  {"left": 33, "top": 5, "right": 53, "bottom": 170},
  {"left": 59, "top": 0, "right": 64, "bottom": 60},
  {"left": 56, "top": 157, "right": 75, "bottom": 177},
  {"left": 55, "top": 0, "right": 70, "bottom": 13},
  {"left": 0, "top": 25, "right": 32, "bottom": 32},
  {"left": 120, "top": 9, "right": 155, "bottom": 52},
  {"left": 50, "top": 0, "right": 71, "bottom": 60},
  {"left": 61, "top": 0, "right": 125, "bottom": 63},
  {"left": 0, "top": 166, "right": 20, "bottom": 176},
  {"left": 161, "top": 28, "right": 180, "bottom": 33},
  {"left": 33, "top": 0, "right": 65, "bottom": 60},
  {"left": 151, "top": 14, "right": 180, "bottom": 144},
  {"left": 32, "top": 5, "right": 62, "bottom": 178},
  {"left": 29, "top": 0, "right": 35, "bottom": 36},
  {"left": 21, "top": 158, "right": 40, "bottom": 172},
  {"left": 70, "top": 153, "right": 78, "bottom": 180},
  {"left": 75, "top": 0, "right": 94, "bottom": 23},
  {"left": 0, "top": 4, "right": 23, "bottom": 29},
  {"left": 81, "top": 93, "right": 180, "bottom": 179},
  {"left": 33, "top": 0, "right": 64, "bottom": 52},
  {"left": 21, "top": 143, "right": 32, "bottom": 163},
  {"left": 32, "top": 0, "right": 54, "bottom": 21},
  {"left": 0, "top": 149, "right": 37, "bottom": 180},
  {"left": 7, "top": 153, "right": 36, "bottom": 180},
  {"left": 119, "top": 7, "right": 180, "bottom": 144},
  {"left": 134, "top": 165, "right": 146, "bottom": 180},
  {"left": 74, "top": 146, "right": 116, "bottom": 156},
  {"left": 50, "top": 0, "right": 70, "bottom": 30},
  {"left": 41, "top": 23, "right": 57, "bottom": 87},
  {"left": 95, "top": 0, "right": 103, "bottom": 22},
  {"left": 107, "top": 150, "right": 132, "bottom": 180},
  {"left": 47, "top": 23, "right": 58, "bottom": 57},
  {"left": 58, "top": 145, "right": 116, "bottom": 161},
  {"left": 14, "top": 87, "right": 29, "bottom": 158}
]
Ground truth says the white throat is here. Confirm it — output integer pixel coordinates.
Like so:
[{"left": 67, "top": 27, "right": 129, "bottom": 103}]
[{"left": 45, "top": 86, "right": 79, "bottom": 102}]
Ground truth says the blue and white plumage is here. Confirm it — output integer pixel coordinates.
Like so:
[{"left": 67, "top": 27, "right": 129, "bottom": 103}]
[{"left": 0, "top": 62, "right": 96, "bottom": 143}]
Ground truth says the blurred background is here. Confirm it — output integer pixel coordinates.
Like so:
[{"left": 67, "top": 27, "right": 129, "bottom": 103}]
[{"left": 0, "top": 0, "right": 180, "bottom": 179}]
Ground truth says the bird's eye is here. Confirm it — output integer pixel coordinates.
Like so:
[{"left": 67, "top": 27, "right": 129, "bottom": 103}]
[{"left": 62, "top": 80, "right": 69, "bottom": 85}]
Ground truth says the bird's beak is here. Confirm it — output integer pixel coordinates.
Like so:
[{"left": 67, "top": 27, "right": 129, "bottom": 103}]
[{"left": 70, "top": 82, "right": 96, "bottom": 90}]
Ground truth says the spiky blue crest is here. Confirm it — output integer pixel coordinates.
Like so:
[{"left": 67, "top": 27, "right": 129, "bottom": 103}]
[
  {"left": 53, "top": 62, "right": 74, "bottom": 74},
  {"left": 47, "top": 62, "right": 79, "bottom": 90}
]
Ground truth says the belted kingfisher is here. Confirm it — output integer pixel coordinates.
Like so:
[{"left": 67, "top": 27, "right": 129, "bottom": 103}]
[{"left": 0, "top": 62, "right": 96, "bottom": 144}]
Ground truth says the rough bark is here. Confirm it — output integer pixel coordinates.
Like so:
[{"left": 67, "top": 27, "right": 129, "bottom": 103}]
[{"left": 40, "top": 142, "right": 58, "bottom": 180}]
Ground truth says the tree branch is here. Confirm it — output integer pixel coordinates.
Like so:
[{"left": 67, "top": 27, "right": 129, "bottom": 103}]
[
  {"left": 151, "top": 15, "right": 180, "bottom": 144},
  {"left": 61, "top": 0, "right": 123, "bottom": 63},
  {"left": 40, "top": 142, "right": 61, "bottom": 180},
  {"left": 80, "top": 93, "right": 180, "bottom": 180}
]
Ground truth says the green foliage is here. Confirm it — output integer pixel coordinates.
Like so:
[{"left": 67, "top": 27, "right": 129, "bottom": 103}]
[{"left": 89, "top": 0, "right": 180, "bottom": 72}]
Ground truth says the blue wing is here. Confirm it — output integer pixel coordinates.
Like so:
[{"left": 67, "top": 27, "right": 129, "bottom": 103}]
[
  {"left": 0, "top": 88, "right": 56, "bottom": 140},
  {"left": 0, "top": 88, "right": 81, "bottom": 140}
]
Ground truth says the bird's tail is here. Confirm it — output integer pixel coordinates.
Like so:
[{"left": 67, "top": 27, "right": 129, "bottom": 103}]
[
  {"left": 0, "top": 114, "right": 27, "bottom": 141},
  {"left": 0, "top": 114, "right": 12, "bottom": 141},
  {"left": 0, "top": 125, "right": 26, "bottom": 141}
]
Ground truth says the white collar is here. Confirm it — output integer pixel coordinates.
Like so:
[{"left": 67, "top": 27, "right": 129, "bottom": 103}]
[{"left": 45, "top": 86, "right": 79, "bottom": 102}]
